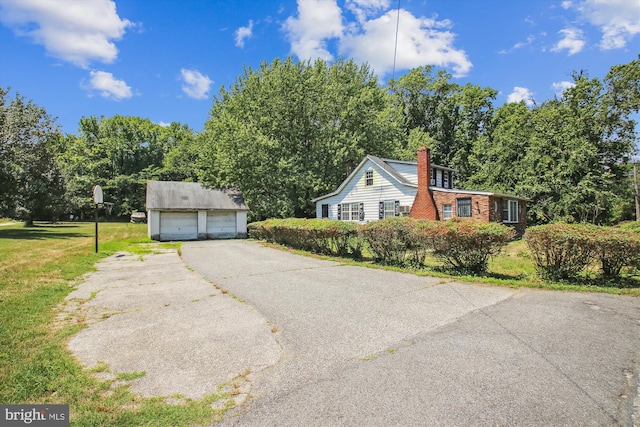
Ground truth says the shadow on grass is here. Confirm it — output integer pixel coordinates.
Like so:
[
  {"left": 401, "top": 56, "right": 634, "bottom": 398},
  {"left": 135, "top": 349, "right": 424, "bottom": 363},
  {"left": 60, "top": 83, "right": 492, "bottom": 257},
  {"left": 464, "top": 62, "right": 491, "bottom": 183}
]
[
  {"left": 568, "top": 275, "right": 640, "bottom": 289},
  {"left": 0, "top": 224, "right": 90, "bottom": 240}
]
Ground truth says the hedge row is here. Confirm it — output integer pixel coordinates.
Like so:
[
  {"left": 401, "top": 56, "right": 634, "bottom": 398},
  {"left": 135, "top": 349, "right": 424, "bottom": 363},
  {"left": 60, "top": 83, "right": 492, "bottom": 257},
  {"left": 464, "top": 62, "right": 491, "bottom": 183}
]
[
  {"left": 248, "top": 218, "right": 362, "bottom": 257},
  {"left": 249, "top": 217, "right": 515, "bottom": 274},
  {"left": 524, "top": 223, "right": 640, "bottom": 280}
]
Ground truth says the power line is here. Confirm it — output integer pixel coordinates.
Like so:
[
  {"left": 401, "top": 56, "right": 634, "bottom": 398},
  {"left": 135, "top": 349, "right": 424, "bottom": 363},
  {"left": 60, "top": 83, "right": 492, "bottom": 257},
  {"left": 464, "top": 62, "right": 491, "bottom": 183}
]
[{"left": 392, "top": 0, "right": 401, "bottom": 81}]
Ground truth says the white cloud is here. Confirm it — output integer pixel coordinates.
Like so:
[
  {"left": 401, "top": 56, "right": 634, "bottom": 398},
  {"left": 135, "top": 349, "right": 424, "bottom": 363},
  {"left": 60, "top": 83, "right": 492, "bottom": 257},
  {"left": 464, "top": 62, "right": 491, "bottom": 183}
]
[
  {"left": 507, "top": 87, "right": 534, "bottom": 107},
  {"left": 85, "top": 71, "right": 132, "bottom": 100},
  {"left": 283, "top": 0, "right": 344, "bottom": 61},
  {"left": 0, "top": 0, "right": 133, "bottom": 68},
  {"left": 499, "top": 34, "right": 536, "bottom": 54},
  {"left": 341, "top": 9, "right": 471, "bottom": 77},
  {"left": 235, "top": 20, "right": 254, "bottom": 48},
  {"left": 180, "top": 68, "right": 213, "bottom": 100},
  {"left": 551, "top": 28, "right": 585, "bottom": 55},
  {"left": 157, "top": 121, "right": 171, "bottom": 127},
  {"left": 561, "top": 1, "right": 573, "bottom": 10},
  {"left": 577, "top": 0, "right": 640, "bottom": 50},
  {"left": 283, "top": 1, "right": 471, "bottom": 77},
  {"left": 551, "top": 81, "right": 575, "bottom": 96},
  {"left": 346, "top": 0, "right": 390, "bottom": 23}
]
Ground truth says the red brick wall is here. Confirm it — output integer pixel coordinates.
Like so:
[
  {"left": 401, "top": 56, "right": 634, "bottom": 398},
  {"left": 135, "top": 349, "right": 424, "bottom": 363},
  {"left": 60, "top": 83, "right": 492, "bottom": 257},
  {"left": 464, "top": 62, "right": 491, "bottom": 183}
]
[
  {"left": 409, "top": 146, "right": 438, "bottom": 220},
  {"left": 432, "top": 192, "right": 527, "bottom": 235},
  {"left": 432, "top": 191, "right": 491, "bottom": 222}
]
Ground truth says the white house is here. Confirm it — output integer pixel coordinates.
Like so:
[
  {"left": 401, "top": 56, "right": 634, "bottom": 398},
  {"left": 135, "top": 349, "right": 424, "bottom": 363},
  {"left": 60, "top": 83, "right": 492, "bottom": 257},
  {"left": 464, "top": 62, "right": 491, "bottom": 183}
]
[
  {"left": 146, "top": 181, "right": 249, "bottom": 241},
  {"left": 312, "top": 147, "right": 529, "bottom": 234}
]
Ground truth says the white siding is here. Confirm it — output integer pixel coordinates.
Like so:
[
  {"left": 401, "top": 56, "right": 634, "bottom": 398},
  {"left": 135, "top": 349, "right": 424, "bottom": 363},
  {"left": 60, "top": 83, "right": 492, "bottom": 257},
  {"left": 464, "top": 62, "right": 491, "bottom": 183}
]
[
  {"left": 315, "top": 159, "right": 416, "bottom": 223},
  {"left": 384, "top": 161, "right": 418, "bottom": 184}
]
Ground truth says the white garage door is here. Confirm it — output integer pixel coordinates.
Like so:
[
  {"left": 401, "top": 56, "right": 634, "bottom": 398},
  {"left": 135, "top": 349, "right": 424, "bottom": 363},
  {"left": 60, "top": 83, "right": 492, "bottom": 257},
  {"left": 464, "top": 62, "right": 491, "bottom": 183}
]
[
  {"left": 207, "top": 211, "right": 236, "bottom": 239},
  {"left": 159, "top": 211, "right": 198, "bottom": 241}
]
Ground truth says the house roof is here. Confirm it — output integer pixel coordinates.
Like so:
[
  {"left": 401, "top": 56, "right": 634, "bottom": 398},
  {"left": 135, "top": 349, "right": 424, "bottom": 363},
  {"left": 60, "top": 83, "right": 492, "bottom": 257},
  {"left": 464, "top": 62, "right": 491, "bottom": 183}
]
[
  {"left": 431, "top": 186, "right": 531, "bottom": 201},
  {"left": 146, "top": 181, "right": 249, "bottom": 211},
  {"left": 312, "top": 154, "right": 529, "bottom": 203},
  {"left": 312, "top": 154, "right": 452, "bottom": 202}
]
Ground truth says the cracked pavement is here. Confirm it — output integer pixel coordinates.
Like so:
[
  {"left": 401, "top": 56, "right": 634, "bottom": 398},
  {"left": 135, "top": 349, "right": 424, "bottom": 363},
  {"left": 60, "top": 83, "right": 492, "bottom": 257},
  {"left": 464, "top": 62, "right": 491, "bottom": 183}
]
[{"left": 180, "top": 240, "right": 640, "bottom": 427}]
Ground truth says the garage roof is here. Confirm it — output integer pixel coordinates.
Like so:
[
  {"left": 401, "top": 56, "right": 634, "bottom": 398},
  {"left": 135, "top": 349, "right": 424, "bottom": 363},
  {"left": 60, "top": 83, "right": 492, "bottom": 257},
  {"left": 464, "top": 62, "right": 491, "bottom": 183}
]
[{"left": 146, "top": 181, "right": 249, "bottom": 211}]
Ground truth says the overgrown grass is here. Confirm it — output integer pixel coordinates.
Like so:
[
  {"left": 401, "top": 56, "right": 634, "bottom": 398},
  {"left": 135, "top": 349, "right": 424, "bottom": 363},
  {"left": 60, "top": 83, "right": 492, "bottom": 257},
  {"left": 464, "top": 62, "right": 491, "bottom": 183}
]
[
  {"left": 262, "top": 238, "right": 640, "bottom": 296},
  {"left": 0, "top": 222, "right": 228, "bottom": 426}
]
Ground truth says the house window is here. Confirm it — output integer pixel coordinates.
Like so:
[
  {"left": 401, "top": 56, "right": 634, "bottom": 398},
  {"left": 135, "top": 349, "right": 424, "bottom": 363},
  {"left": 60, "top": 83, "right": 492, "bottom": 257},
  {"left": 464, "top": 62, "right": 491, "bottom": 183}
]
[
  {"left": 443, "top": 171, "right": 449, "bottom": 189},
  {"left": 442, "top": 204, "right": 452, "bottom": 220},
  {"left": 436, "top": 169, "right": 442, "bottom": 187},
  {"left": 321, "top": 204, "right": 329, "bottom": 218},
  {"left": 365, "top": 170, "right": 373, "bottom": 186},
  {"left": 504, "top": 199, "right": 519, "bottom": 223},
  {"left": 341, "top": 202, "right": 361, "bottom": 221},
  {"left": 456, "top": 198, "right": 472, "bottom": 217},
  {"left": 383, "top": 200, "right": 395, "bottom": 218}
]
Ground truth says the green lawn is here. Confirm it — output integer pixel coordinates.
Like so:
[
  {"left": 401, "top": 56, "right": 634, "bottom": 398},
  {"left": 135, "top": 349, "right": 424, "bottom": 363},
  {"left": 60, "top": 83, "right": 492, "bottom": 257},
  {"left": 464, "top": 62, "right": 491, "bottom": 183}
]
[
  {"left": 1, "top": 222, "right": 637, "bottom": 426},
  {"left": 281, "top": 237, "right": 640, "bottom": 296},
  {"left": 0, "top": 222, "right": 229, "bottom": 426}
]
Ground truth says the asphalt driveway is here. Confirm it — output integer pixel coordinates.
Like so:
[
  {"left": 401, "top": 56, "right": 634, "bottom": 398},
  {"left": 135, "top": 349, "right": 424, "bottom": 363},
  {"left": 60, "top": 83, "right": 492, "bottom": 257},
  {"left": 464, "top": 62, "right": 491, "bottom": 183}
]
[{"left": 181, "top": 240, "right": 640, "bottom": 427}]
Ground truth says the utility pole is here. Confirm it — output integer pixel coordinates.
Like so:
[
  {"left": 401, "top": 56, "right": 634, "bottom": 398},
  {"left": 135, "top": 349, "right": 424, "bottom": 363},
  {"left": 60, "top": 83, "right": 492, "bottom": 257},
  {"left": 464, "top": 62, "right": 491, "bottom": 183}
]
[{"left": 635, "top": 162, "right": 640, "bottom": 221}]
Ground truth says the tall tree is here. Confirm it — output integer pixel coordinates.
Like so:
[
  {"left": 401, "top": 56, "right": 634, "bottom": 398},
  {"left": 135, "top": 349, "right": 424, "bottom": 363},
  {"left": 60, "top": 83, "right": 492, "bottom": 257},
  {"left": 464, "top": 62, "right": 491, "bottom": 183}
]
[
  {"left": 389, "top": 66, "right": 497, "bottom": 181},
  {"left": 467, "top": 101, "right": 533, "bottom": 193},
  {"left": 200, "top": 57, "right": 402, "bottom": 220},
  {"left": 468, "top": 57, "right": 639, "bottom": 224},
  {"left": 58, "top": 116, "right": 194, "bottom": 217},
  {"left": 0, "top": 88, "right": 65, "bottom": 223}
]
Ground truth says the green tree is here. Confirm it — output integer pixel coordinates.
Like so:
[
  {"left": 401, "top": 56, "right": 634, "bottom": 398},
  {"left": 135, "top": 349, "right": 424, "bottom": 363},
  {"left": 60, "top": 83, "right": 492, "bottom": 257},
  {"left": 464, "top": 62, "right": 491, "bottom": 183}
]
[
  {"left": 389, "top": 66, "right": 497, "bottom": 181},
  {"left": 58, "top": 116, "right": 194, "bottom": 218},
  {"left": 0, "top": 87, "right": 65, "bottom": 223},
  {"left": 467, "top": 101, "right": 533, "bottom": 193},
  {"left": 200, "top": 57, "right": 402, "bottom": 220}
]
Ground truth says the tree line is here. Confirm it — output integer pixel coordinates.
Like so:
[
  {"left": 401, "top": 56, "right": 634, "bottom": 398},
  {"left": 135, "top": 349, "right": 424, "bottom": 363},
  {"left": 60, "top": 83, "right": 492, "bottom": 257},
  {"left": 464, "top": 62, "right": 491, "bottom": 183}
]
[{"left": 1, "top": 55, "right": 638, "bottom": 225}]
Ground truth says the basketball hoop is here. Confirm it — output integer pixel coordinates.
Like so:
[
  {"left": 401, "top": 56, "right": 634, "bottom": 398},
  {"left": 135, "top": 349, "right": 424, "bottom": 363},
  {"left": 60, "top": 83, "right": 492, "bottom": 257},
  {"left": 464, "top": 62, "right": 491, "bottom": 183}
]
[{"left": 104, "top": 202, "right": 114, "bottom": 216}]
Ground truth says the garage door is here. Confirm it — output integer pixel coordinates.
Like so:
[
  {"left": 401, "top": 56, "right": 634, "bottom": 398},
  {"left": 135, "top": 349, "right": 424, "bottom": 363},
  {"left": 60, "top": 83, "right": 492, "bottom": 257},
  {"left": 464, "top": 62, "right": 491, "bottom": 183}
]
[
  {"left": 207, "top": 211, "right": 236, "bottom": 239},
  {"left": 159, "top": 211, "right": 198, "bottom": 241}
]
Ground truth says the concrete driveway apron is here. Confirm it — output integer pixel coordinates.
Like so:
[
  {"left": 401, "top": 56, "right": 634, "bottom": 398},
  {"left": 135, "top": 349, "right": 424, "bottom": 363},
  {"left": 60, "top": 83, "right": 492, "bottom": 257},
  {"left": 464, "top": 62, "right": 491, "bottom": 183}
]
[{"left": 181, "top": 240, "right": 640, "bottom": 427}]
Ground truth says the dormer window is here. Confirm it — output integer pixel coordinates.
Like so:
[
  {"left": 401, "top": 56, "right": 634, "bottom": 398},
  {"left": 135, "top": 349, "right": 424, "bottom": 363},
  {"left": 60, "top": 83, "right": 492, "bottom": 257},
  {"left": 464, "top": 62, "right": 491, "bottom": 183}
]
[{"left": 365, "top": 170, "right": 373, "bottom": 186}]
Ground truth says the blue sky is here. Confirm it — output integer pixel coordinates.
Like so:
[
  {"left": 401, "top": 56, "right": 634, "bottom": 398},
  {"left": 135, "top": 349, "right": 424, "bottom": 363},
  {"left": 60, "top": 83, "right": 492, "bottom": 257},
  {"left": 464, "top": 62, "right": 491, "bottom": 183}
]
[{"left": 1, "top": 0, "right": 638, "bottom": 136}]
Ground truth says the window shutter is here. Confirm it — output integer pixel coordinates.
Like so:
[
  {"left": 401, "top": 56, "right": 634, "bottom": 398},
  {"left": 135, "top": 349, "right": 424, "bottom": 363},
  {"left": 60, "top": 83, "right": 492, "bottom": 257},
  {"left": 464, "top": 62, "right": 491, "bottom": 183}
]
[
  {"left": 337, "top": 204, "right": 342, "bottom": 220},
  {"left": 394, "top": 200, "right": 400, "bottom": 216},
  {"left": 379, "top": 201, "right": 384, "bottom": 219},
  {"left": 359, "top": 203, "right": 365, "bottom": 221}
]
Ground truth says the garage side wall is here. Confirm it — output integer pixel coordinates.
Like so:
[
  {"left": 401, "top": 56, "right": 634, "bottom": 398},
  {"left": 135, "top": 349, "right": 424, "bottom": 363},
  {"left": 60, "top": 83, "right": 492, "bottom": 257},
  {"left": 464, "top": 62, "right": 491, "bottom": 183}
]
[
  {"left": 236, "top": 211, "right": 248, "bottom": 238},
  {"left": 148, "top": 210, "right": 160, "bottom": 240}
]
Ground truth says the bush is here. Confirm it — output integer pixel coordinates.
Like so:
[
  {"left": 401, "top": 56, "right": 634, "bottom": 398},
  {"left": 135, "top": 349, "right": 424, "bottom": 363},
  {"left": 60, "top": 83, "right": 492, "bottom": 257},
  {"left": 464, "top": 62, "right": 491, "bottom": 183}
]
[
  {"left": 525, "top": 223, "right": 640, "bottom": 280},
  {"left": 592, "top": 228, "right": 640, "bottom": 278},
  {"left": 360, "top": 217, "right": 416, "bottom": 265},
  {"left": 426, "top": 219, "right": 514, "bottom": 274},
  {"left": 248, "top": 218, "right": 362, "bottom": 257},
  {"left": 525, "top": 224, "right": 596, "bottom": 281},
  {"left": 618, "top": 221, "right": 640, "bottom": 233}
]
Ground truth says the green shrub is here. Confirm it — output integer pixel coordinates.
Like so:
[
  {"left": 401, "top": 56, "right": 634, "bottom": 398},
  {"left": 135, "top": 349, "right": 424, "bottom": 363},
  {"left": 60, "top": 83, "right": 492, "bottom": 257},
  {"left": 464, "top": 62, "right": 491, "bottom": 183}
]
[
  {"left": 526, "top": 223, "right": 640, "bottom": 281},
  {"left": 525, "top": 223, "right": 596, "bottom": 281},
  {"left": 248, "top": 218, "right": 362, "bottom": 257},
  {"left": 360, "top": 217, "right": 417, "bottom": 265},
  {"left": 592, "top": 228, "right": 640, "bottom": 278},
  {"left": 618, "top": 221, "right": 640, "bottom": 233},
  {"left": 427, "top": 219, "right": 514, "bottom": 274}
]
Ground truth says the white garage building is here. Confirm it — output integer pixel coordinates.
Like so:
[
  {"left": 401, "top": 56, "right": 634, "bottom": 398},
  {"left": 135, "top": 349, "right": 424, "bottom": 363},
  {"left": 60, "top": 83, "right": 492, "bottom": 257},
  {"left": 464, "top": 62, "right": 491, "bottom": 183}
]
[{"left": 146, "top": 180, "right": 249, "bottom": 241}]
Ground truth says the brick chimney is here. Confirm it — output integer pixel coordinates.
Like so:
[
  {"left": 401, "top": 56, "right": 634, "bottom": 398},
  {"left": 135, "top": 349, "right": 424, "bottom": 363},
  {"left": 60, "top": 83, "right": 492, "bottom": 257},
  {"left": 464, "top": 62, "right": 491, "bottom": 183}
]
[{"left": 409, "top": 146, "right": 438, "bottom": 220}]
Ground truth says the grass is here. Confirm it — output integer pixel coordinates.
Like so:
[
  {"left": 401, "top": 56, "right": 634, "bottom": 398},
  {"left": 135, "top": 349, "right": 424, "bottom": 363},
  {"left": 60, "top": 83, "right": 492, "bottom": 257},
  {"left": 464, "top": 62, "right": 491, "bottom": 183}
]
[
  {"left": 0, "top": 221, "right": 229, "bottom": 426},
  {"left": 263, "top": 239, "right": 640, "bottom": 296}
]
